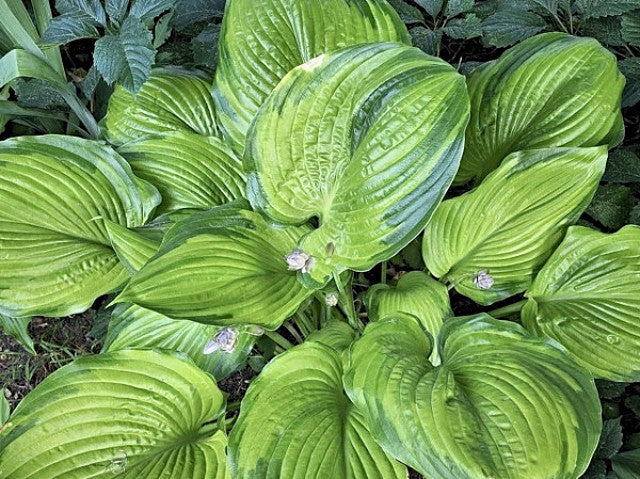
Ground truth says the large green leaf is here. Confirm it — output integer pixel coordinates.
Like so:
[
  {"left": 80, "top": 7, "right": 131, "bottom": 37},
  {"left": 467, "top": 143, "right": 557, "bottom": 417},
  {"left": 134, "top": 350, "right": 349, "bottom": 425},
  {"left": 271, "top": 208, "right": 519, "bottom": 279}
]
[
  {"left": 422, "top": 147, "right": 606, "bottom": 305},
  {"left": 228, "top": 341, "right": 407, "bottom": 478},
  {"left": 365, "top": 271, "right": 451, "bottom": 364},
  {"left": 0, "top": 135, "right": 160, "bottom": 317},
  {"left": 118, "top": 131, "right": 246, "bottom": 215},
  {"left": 213, "top": 0, "right": 411, "bottom": 154},
  {"left": 344, "top": 314, "right": 601, "bottom": 479},
  {"left": 457, "top": 32, "right": 624, "bottom": 184},
  {"left": 103, "top": 303, "right": 255, "bottom": 380},
  {"left": 101, "top": 69, "right": 218, "bottom": 146},
  {"left": 246, "top": 43, "right": 469, "bottom": 288},
  {"left": 105, "top": 220, "right": 161, "bottom": 274},
  {"left": 0, "top": 349, "right": 228, "bottom": 478},
  {"left": 522, "top": 225, "right": 640, "bottom": 381},
  {"left": 114, "top": 201, "right": 314, "bottom": 329}
]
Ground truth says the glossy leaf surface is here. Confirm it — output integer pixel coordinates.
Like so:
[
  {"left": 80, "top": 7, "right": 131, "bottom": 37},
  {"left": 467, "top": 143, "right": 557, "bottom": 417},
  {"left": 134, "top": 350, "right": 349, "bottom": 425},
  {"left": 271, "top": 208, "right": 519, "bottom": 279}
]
[
  {"left": 103, "top": 303, "right": 254, "bottom": 380},
  {"left": 422, "top": 147, "right": 606, "bottom": 305},
  {"left": 229, "top": 342, "right": 407, "bottom": 479},
  {"left": 523, "top": 225, "right": 640, "bottom": 381},
  {"left": 0, "top": 135, "right": 160, "bottom": 317},
  {"left": 366, "top": 271, "right": 451, "bottom": 364},
  {"left": 118, "top": 131, "right": 246, "bottom": 215},
  {"left": 247, "top": 43, "right": 469, "bottom": 287},
  {"left": 458, "top": 32, "right": 624, "bottom": 184},
  {"left": 101, "top": 69, "right": 217, "bottom": 146},
  {"left": 114, "top": 202, "right": 314, "bottom": 329},
  {"left": 105, "top": 220, "right": 161, "bottom": 274},
  {"left": 344, "top": 314, "right": 601, "bottom": 479},
  {"left": 213, "top": 0, "right": 411, "bottom": 153},
  {"left": 0, "top": 350, "right": 228, "bottom": 478}
]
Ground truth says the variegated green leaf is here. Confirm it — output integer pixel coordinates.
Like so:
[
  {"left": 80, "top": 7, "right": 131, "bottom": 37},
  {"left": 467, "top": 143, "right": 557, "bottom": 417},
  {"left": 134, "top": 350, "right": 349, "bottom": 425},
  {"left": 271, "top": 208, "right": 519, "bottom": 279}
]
[
  {"left": 522, "top": 225, "right": 640, "bottom": 381},
  {"left": 247, "top": 43, "right": 469, "bottom": 288},
  {"left": 101, "top": 69, "right": 217, "bottom": 146},
  {"left": 344, "top": 314, "right": 601, "bottom": 479},
  {"left": 213, "top": 0, "right": 411, "bottom": 154},
  {"left": 105, "top": 220, "right": 161, "bottom": 274},
  {"left": 0, "top": 135, "right": 160, "bottom": 317},
  {"left": 366, "top": 271, "right": 451, "bottom": 364},
  {"left": 422, "top": 147, "right": 606, "bottom": 305},
  {"left": 0, "top": 350, "right": 228, "bottom": 478},
  {"left": 118, "top": 131, "right": 245, "bottom": 215},
  {"left": 103, "top": 303, "right": 255, "bottom": 380},
  {"left": 457, "top": 32, "right": 624, "bottom": 184},
  {"left": 228, "top": 341, "right": 407, "bottom": 479},
  {"left": 114, "top": 202, "right": 314, "bottom": 329}
]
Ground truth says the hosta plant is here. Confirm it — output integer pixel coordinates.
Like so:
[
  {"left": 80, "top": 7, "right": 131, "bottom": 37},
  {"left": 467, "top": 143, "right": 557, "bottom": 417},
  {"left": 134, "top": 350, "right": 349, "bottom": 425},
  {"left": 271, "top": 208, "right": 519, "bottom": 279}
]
[{"left": 0, "top": 0, "right": 637, "bottom": 478}]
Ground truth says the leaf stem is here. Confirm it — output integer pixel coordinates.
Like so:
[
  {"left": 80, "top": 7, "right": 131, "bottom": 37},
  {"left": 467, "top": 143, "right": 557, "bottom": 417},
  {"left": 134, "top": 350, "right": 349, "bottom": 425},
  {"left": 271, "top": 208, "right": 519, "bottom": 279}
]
[
  {"left": 264, "top": 330, "right": 294, "bottom": 350},
  {"left": 486, "top": 299, "right": 527, "bottom": 319},
  {"left": 283, "top": 321, "right": 304, "bottom": 344},
  {"left": 333, "top": 270, "right": 363, "bottom": 332}
]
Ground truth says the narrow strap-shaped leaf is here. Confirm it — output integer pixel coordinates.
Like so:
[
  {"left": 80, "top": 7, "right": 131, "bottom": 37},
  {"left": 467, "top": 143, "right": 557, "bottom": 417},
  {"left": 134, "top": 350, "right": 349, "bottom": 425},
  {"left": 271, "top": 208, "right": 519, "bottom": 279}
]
[
  {"left": 365, "top": 271, "right": 451, "bottom": 364},
  {"left": 457, "top": 32, "right": 624, "bottom": 184},
  {"left": 344, "top": 314, "right": 601, "bottom": 479},
  {"left": 103, "top": 303, "right": 255, "bottom": 380},
  {"left": 229, "top": 341, "right": 407, "bottom": 478},
  {"left": 422, "top": 147, "right": 606, "bottom": 305},
  {"left": 101, "top": 69, "right": 218, "bottom": 146},
  {"left": 0, "top": 135, "right": 160, "bottom": 317},
  {"left": 522, "top": 225, "right": 640, "bottom": 381},
  {"left": 213, "top": 0, "right": 411, "bottom": 154},
  {"left": 0, "top": 314, "right": 34, "bottom": 354},
  {"left": 0, "top": 350, "right": 227, "bottom": 479},
  {"left": 247, "top": 43, "right": 469, "bottom": 287},
  {"left": 118, "top": 131, "right": 245, "bottom": 215},
  {"left": 113, "top": 202, "right": 314, "bottom": 329}
]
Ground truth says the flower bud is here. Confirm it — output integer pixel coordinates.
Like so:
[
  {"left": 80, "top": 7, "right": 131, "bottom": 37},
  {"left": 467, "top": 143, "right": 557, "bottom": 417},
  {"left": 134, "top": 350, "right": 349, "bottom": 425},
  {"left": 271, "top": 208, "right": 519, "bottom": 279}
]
[
  {"left": 285, "top": 249, "right": 315, "bottom": 273},
  {"left": 473, "top": 270, "right": 494, "bottom": 290},
  {"left": 203, "top": 327, "right": 239, "bottom": 354}
]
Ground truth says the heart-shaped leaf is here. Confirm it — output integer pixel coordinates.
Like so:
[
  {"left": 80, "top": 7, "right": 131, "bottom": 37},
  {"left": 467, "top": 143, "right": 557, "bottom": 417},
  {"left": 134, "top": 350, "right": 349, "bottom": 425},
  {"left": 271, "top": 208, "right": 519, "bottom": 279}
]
[
  {"left": 101, "top": 69, "right": 218, "bottom": 146},
  {"left": 522, "top": 225, "right": 640, "bottom": 381},
  {"left": 213, "top": 0, "right": 411, "bottom": 154},
  {"left": 366, "top": 271, "right": 451, "bottom": 364},
  {"left": 103, "top": 303, "right": 255, "bottom": 380},
  {"left": 114, "top": 201, "right": 314, "bottom": 329},
  {"left": 246, "top": 43, "right": 469, "bottom": 288},
  {"left": 0, "top": 350, "right": 228, "bottom": 478},
  {"left": 0, "top": 135, "right": 160, "bottom": 317},
  {"left": 457, "top": 32, "right": 624, "bottom": 184},
  {"left": 422, "top": 147, "right": 606, "bottom": 305},
  {"left": 344, "top": 314, "right": 601, "bottom": 479},
  {"left": 118, "top": 131, "right": 246, "bottom": 215},
  {"left": 228, "top": 341, "right": 407, "bottom": 478}
]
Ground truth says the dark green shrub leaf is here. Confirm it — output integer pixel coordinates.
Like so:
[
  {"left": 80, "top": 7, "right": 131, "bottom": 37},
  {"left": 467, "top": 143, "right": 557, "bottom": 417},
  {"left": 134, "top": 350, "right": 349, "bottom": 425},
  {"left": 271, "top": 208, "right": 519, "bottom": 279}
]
[
  {"left": 0, "top": 135, "right": 160, "bottom": 317},
  {"left": 105, "top": 0, "right": 129, "bottom": 24},
  {"left": 622, "top": 11, "right": 640, "bottom": 46},
  {"left": 581, "top": 17, "right": 627, "bottom": 47},
  {"left": 603, "top": 148, "right": 640, "bottom": 183},
  {"left": 522, "top": 225, "right": 640, "bottom": 381},
  {"left": 246, "top": 43, "right": 469, "bottom": 288},
  {"left": 344, "top": 314, "right": 601, "bottom": 479},
  {"left": 103, "top": 303, "right": 255, "bottom": 380},
  {"left": 55, "top": 0, "right": 106, "bottom": 25},
  {"left": 229, "top": 342, "right": 407, "bottom": 478},
  {"left": 631, "top": 205, "right": 640, "bottom": 225},
  {"left": 410, "top": 25, "right": 442, "bottom": 54},
  {"left": 387, "top": 0, "right": 425, "bottom": 23},
  {"left": 596, "top": 380, "right": 630, "bottom": 399},
  {"left": 612, "top": 449, "right": 640, "bottom": 479},
  {"left": 129, "top": 0, "right": 178, "bottom": 21},
  {"left": 101, "top": 69, "right": 218, "bottom": 145},
  {"left": 619, "top": 57, "right": 640, "bottom": 108},
  {"left": 41, "top": 13, "right": 99, "bottom": 44},
  {"left": 213, "top": 0, "right": 410, "bottom": 154},
  {"left": 443, "top": 13, "right": 482, "bottom": 39},
  {"left": 191, "top": 23, "right": 220, "bottom": 69},
  {"left": 118, "top": 131, "right": 245, "bottom": 215},
  {"left": 423, "top": 147, "right": 606, "bottom": 305},
  {"left": 0, "top": 350, "right": 228, "bottom": 478},
  {"left": 481, "top": 8, "right": 547, "bottom": 47},
  {"left": 114, "top": 202, "right": 314, "bottom": 329},
  {"left": 415, "top": 0, "right": 443, "bottom": 17},
  {"left": 583, "top": 460, "right": 607, "bottom": 479},
  {"left": 585, "top": 184, "right": 635, "bottom": 230},
  {"left": 595, "top": 417, "right": 624, "bottom": 460},
  {"left": 574, "top": 0, "right": 640, "bottom": 19},
  {"left": 445, "top": 0, "right": 474, "bottom": 17},
  {"left": 93, "top": 16, "right": 155, "bottom": 93},
  {"left": 459, "top": 33, "right": 624, "bottom": 184},
  {"left": 171, "top": 0, "right": 225, "bottom": 30}
]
